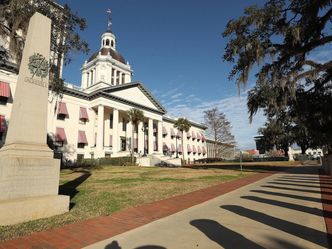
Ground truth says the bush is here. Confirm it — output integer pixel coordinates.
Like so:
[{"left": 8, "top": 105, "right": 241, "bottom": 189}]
[{"left": 99, "top": 157, "right": 136, "bottom": 166}]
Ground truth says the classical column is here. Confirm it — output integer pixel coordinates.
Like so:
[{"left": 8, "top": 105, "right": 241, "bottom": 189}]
[
  {"left": 148, "top": 119, "right": 154, "bottom": 155},
  {"left": 126, "top": 121, "right": 132, "bottom": 152},
  {"left": 96, "top": 105, "right": 105, "bottom": 158},
  {"left": 157, "top": 121, "right": 163, "bottom": 153},
  {"left": 112, "top": 108, "right": 119, "bottom": 153},
  {"left": 138, "top": 121, "right": 144, "bottom": 155},
  {"left": 183, "top": 130, "right": 188, "bottom": 161}
]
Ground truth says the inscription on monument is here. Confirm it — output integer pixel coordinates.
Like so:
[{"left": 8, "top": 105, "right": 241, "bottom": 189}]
[{"left": 25, "top": 53, "right": 49, "bottom": 88}]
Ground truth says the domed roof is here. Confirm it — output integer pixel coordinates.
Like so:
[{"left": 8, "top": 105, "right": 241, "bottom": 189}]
[{"left": 88, "top": 47, "right": 126, "bottom": 64}]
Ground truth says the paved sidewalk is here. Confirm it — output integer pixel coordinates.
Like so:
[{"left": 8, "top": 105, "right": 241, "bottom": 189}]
[
  {"left": 0, "top": 171, "right": 273, "bottom": 249},
  {"left": 85, "top": 166, "right": 328, "bottom": 249}
]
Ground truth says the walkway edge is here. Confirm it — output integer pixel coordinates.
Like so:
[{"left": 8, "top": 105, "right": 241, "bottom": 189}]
[{"left": 0, "top": 171, "right": 274, "bottom": 249}]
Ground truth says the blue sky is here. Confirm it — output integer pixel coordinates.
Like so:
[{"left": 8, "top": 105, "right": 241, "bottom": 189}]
[{"left": 58, "top": 0, "right": 266, "bottom": 149}]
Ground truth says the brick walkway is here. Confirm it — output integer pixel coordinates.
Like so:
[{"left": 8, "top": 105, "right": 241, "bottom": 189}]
[
  {"left": 0, "top": 172, "right": 274, "bottom": 249},
  {"left": 319, "top": 171, "right": 332, "bottom": 249}
]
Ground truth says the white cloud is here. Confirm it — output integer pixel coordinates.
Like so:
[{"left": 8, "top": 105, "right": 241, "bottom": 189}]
[
  {"left": 166, "top": 94, "right": 266, "bottom": 150},
  {"left": 170, "top": 93, "right": 183, "bottom": 99}
]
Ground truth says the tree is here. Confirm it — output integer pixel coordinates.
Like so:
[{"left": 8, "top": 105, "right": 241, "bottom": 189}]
[
  {"left": 173, "top": 118, "right": 191, "bottom": 162},
  {"left": 223, "top": 0, "right": 332, "bottom": 153},
  {"left": 125, "top": 108, "right": 144, "bottom": 163},
  {"left": 204, "top": 108, "right": 236, "bottom": 158},
  {"left": 0, "top": 0, "right": 89, "bottom": 96}
]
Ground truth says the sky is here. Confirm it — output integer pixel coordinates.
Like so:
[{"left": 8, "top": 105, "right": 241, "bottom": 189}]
[{"left": 58, "top": 0, "right": 267, "bottom": 150}]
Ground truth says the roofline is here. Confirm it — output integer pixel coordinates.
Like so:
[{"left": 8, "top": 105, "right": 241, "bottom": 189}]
[
  {"left": 205, "top": 139, "right": 236, "bottom": 148},
  {"left": 162, "top": 116, "right": 207, "bottom": 130}
]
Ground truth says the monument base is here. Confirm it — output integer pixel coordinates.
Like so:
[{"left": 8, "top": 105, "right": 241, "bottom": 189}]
[{"left": 0, "top": 195, "right": 69, "bottom": 225}]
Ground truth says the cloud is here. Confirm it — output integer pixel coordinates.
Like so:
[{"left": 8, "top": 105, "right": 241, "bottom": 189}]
[
  {"left": 170, "top": 93, "right": 183, "bottom": 99},
  {"left": 166, "top": 94, "right": 266, "bottom": 150}
]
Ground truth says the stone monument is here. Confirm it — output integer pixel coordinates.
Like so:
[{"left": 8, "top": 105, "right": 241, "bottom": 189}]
[{"left": 0, "top": 12, "right": 69, "bottom": 225}]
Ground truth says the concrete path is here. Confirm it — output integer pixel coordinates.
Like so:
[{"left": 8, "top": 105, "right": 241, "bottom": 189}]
[{"left": 85, "top": 166, "right": 328, "bottom": 249}]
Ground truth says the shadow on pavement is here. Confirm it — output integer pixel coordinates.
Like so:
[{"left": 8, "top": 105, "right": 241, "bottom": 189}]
[
  {"left": 241, "top": 195, "right": 331, "bottom": 218},
  {"left": 190, "top": 219, "right": 265, "bottom": 249},
  {"left": 251, "top": 189, "right": 332, "bottom": 205},
  {"left": 267, "top": 181, "right": 332, "bottom": 189},
  {"left": 221, "top": 205, "right": 327, "bottom": 247},
  {"left": 104, "top": 240, "right": 166, "bottom": 249},
  {"left": 260, "top": 184, "right": 330, "bottom": 195}
]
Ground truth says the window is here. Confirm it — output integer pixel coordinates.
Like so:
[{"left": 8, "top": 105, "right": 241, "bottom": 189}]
[
  {"left": 77, "top": 143, "right": 85, "bottom": 149},
  {"left": 116, "top": 71, "right": 120, "bottom": 84},
  {"left": 110, "top": 114, "right": 113, "bottom": 129},
  {"left": 111, "top": 40, "right": 114, "bottom": 47},
  {"left": 121, "top": 137, "right": 126, "bottom": 151},
  {"left": 106, "top": 39, "right": 110, "bottom": 46},
  {"left": 122, "top": 73, "right": 125, "bottom": 84},
  {"left": 122, "top": 118, "right": 127, "bottom": 131},
  {"left": 0, "top": 96, "right": 8, "bottom": 105},
  {"left": 111, "top": 69, "right": 115, "bottom": 85}
]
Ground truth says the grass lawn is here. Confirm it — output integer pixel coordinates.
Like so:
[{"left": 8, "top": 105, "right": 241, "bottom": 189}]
[{"left": 0, "top": 162, "right": 297, "bottom": 241}]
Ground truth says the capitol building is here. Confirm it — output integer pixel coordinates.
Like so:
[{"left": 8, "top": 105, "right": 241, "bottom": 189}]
[{"left": 0, "top": 11, "right": 208, "bottom": 165}]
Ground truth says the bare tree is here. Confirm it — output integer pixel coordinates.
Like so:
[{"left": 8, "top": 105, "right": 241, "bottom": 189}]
[{"left": 204, "top": 108, "right": 236, "bottom": 158}]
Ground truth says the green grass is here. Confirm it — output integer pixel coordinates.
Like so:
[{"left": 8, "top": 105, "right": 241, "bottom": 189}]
[{"left": 0, "top": 163, "right": 296, "bottom": 241}]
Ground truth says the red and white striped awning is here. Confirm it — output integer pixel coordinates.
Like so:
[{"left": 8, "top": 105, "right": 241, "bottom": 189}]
[
  {"left": 198, "top": 146, "right": 202, "bottom": 154},
  {"left": 171, "top": 143, "right": 176, "bottom": 152},
  {"left": 177, "top": 130, "right": 182, "bottom": 138},
  {"left": 203, "top": 147, "right": 207, "bottom": 154},
  {"left": 0, "top": 115, "right": 7, "bottom": 132},
  {"left": 162, "top": 127, "right": 168, "bottom": 136},
  {"left": 201, "top": 134, "right": 206, "bottom": 142},
  {"left": 192, "top": 145, "right": 197, "bottom": 153},
  {"left": 0, "top": 82, "right": 10, "bottom": 98},
  {"left": 196, "top": 132, "right": 201, "bottom": 141},
  {"left": 58, "top": 102, "right": 69, "bottom": 116},
  {"left": 187, "top": 144, "right": 192, "bottom": 153},
  {"left": 163, "top": 142, "right": 168, "bottom": 151},
  {"left": 192, "top": 131, "right": 196, "bottom": 139},
  {"left": 170, "top": 128, "right": 175, "bottom": 137},
  {"left": 78, "top": 130, "right": 88, "bottom": 144},
  {"left": 187, "top": 131, "right": 191, "bottom": 138},
  {"left": 55, "top": 127, "right": 67, "bottom": 142},
  {"left": 79, "top": 107, "right": 89, "bottom": 121}
]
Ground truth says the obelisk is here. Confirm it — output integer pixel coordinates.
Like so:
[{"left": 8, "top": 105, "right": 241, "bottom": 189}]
[{"left": 0, "top": 12, "right": 69, "bottom": 225}]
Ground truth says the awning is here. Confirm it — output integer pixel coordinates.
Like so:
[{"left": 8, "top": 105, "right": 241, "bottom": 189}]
[
  {"left": 192, "top": 145, "right": 197, "bottom": 153},
  {"left": 55, "top": 127, "right": 67, "bottom": 142},
  {"left": 79, "top": 107, "right": 89, "bottom": 121},
  {"left": 171, "top": 143, "right": 176, "bottom": 152},
  {"left": 196, "top": 132, "right": 201, "bottom": 141},
  {"left": 178, "top": 144, "right": 182, "bottom": 153},
  {"left": 198, "top": 146, "right": 202, "bottom": 154},
  {"left": 78, "top": 130, "right": 88, "bottom": 144},
  {"left": 201, "top": 134, "right": 206, "bottom": 142},
  {"left": 0, "top": 82, "right": 10, "bottom": 98},
  {"left": 170, "top": 128, "right": 175, "bottom": 137},
  {"left": 163, "top": 142, "right": 168, "bottom": 151},
  {"left": 192, "top": 131, "right": 196, "bottom": 139},
  {"left": 162, "top": 127, "right": 168, "bottom": 136},
  {"left": 58, "top": 102, "right": 69, "bottom": 116},
  {"left": 176, "top": 130, "right": 182, "bottom": 138},
  {"left": 110, "top": 135, "right": 113, "bottom": 146},
  {"left": 0, "top": 115, "right": 7, "bottom": 132},
  {"left": 203, "top": 147, "right": 207, "bottom": 154},
  {"left": 187, "top": 131, "right": 191, "bottom": 138},
  {"left": 187, "top": 144, "right": 192, "bottom": 153}
]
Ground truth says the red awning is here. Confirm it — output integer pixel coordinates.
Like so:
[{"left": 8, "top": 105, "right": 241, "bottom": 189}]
[
  {"left": 0, "top": 82, "right": 10, "bottom": 98},
  {"left": 171, "top": 143, "right": 176, "bottom": 152},
  {"left": 192, "top": 145, "right": 197, "bottom": 153},
  {"left": 198, "top": 146, "right": 202, "bottom": 154},
  {"left": 162, "top": 127, "right": 168, "bottom": 136},
  {"left": 163, "top": 142, "right": 168, "bottom": 151},
  {"left": 78, "top": 130, "right": 88, "bottom": 144},
  {"left": 55, "top": 127, "right": 67, "bottom": 142},
  {"left": 197, "top": 132, "right": 201, "bottom": 141},
  {"left": 110, "top": 135, "right": 113, "bottom": 146},
  {"left": 177, "top": 130, "right": 182, "bottom": 138},
  {"left": 58, "top": 102, "right": 69, "bottom": 116},
  {"left": 201, "top": 134, "right": 206, "bottom": 142},
  {"left": 187, "top": 131, "right": 191, "bottom": 138},
  {"left": 0, "top": 115, "right": 7, "bottom": 132},
  {"left": 178, "top": 144, "right": 182, "bottom": 153},
  {"left": 170, "top": 128, "right": 175, "bottom": 137},
  {"left": 187, "top": 144, "right": 192, "bottom": 153},
  {"left": 79, "top": 107, "right": 89, "bottom": 120},
  {"left": 203, "top": 147, "right": 207, "bottom": 154},
  {"left": 192, "top": 131, "right": 196, "bottom": 139}
]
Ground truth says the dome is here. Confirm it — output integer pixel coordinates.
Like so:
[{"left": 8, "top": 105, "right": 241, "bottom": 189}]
[{"left": 87, "top": 47, "right": 126, "bottom": 64}]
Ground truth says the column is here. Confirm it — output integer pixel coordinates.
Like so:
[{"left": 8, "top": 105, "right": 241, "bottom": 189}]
[
  {"left": 96, "top": 105, "right": 105, "bottom": 158},
  {"left": 138, "top": 121, "right": 144, "bottom": 155},
  {"left": 183, "top": 131, "right": 188, "bottom": 161},
  {"left": 148, "top": 119, "right": 153, "bottom": 155},
  {"left": 126, "top": 121, "right": 132, "bottom": 152},
  {"left": 81, "top": 71, "right": 87, "bottom": 88},
  {"left": 157, "top": 121, "right": 163, "bottom": 153},
  {"left": 112, "top": 108, "right": 119, "bottom": 153}
]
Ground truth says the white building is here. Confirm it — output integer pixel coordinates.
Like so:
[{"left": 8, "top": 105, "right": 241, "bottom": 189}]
[{"left": 0, "top": 12, "right": 207, "bottom": 164}]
